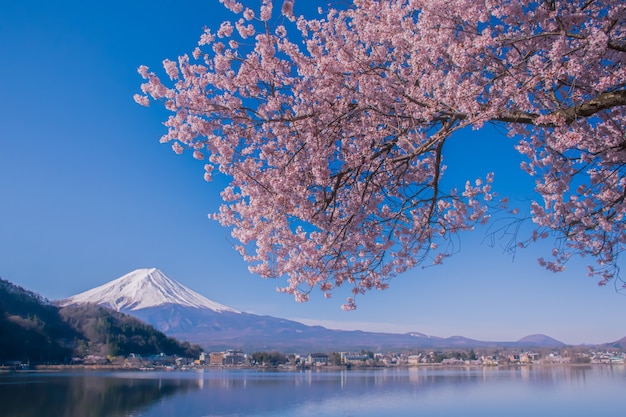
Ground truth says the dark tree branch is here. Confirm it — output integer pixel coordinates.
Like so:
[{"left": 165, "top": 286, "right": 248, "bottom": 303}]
[{"left": 494, "top": 90, "right": 626, "bottom": 125}]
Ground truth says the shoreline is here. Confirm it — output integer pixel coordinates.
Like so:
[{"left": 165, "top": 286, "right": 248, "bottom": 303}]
[{"left": 1, "top": 361, "right": 622, "bottom": 374}]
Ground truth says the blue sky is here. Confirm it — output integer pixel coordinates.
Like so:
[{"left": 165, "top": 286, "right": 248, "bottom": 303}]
[{"left": 1, "top": 0, "right": 623, "bottom": 345}]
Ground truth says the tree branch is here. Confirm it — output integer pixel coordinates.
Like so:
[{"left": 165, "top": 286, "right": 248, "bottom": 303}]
[
  {"left": 494, "top": 90, "right": 626, "bottom": 125},
  {"left": 607, "top": 40, "right": 626, "bottom": 53}
]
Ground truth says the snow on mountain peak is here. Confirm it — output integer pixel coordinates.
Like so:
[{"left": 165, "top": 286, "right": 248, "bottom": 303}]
[{"left": 60, "top": 268, "right": 240, "bottom": 313}]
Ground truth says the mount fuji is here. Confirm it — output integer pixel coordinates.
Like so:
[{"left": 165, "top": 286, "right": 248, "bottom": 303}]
[
  {"left": 61, "top": 268, "right": 238, "bottom": 313},
  {"left": 61, "top": 267, "right": 353, "bottom": 350},
  {"left": 60, "top": 268, "right": 567, "bottom": 352}
]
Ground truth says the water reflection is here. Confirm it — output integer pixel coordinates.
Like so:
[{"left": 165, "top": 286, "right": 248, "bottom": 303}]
[
  {"left": 0, "top": 371, "right": 201, "bottom": 417},
  {"left": 0, "top": 366, "right": 624, "bottom": 417}
]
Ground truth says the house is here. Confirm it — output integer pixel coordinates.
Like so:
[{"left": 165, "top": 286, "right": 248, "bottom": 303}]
[
  {"left": 482, "top": 356, "right": 499, "bottom": 366},
  {"left": 341, "top": 352, "right": 370, "bottom": 365},
  {"left": 223, "top": 349, "right": 246, "bottom": 366},
  {"left": 209, "top": 352, "right": 225, "bottom": 365},
  {"left": 407, "top": 355, "right": 421, "bottom": 365},
  {"left": 308, "top": 353, "right": 329, "bottom": 366},
  {"left": 520, "top": 352, "right": 538, "bottom": 364}
]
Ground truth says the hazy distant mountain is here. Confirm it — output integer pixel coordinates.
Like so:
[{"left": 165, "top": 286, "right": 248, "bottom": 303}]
[
  {"left": 601, "top": 336, "right": 626, "bottom": 350},
  {"left": 516, "top": 334, "right": 566, "bottom": 347},
  {"left": 59, "top": 268, "right": 576, "bottom": 352}
]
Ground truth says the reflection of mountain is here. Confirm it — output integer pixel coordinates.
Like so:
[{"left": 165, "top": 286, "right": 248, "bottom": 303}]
[
  {"left": 0, "top": 373, "right": 201, "bottom": 417},
  {"left": 60, "top": 268, "right": 580, "bottom": 351}
]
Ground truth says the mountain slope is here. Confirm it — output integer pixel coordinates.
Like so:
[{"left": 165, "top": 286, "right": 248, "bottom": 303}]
[
  {"left": 516, "top": 334, "right": 566, "bottom": 347},
  {"left": 58, "top": 303, "right": 202, "bottom": 358},
  {"left": 130, "top": 305, "right": 572, "bottom": 352},
  {"left": 0, "top": 277, "right": 201, "bottom": 363},
  {"left": 601, "top": 336, "right": 626, "bottom": 350},
  {"left": 0, "top": 277, "right": 80, "bottom": 362},
  {"left": 60, "top": 268, "right": 238, "bottom": 313},
  {"left": 61, "top": 269, "right": 456, "bottom": 350},
  {"left": 129, "top": 305, "right": 448, "bottom": 351},
  {"left": 60, "top": 268, "right": 577, "bottom": 352}
]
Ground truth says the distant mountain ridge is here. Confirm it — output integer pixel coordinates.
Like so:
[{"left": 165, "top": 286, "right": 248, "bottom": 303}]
[{"left": 59, "top": 268, "right": 589, "bottom": 352}]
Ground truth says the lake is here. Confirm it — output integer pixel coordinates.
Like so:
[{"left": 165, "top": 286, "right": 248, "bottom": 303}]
[{"left": 0, "top": 366, "right": 624, "bottom": 416}]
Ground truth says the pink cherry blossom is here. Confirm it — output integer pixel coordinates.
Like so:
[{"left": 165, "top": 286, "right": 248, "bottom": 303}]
[
  {"left": 219, "top": 0, "right": 243, "bottom": 14},
  {"left": 133, "top": 93, "right": 149, "bottom": 107},
  {"left": 217, "top": 22, "right": 234, "bottom": 38},
  {"left": 260, "top": 0, "right": 272, "bottom": 21},
  {"left": 281, "top": 1, "right": 294, "bottom": 19},
  {"left": 136, "top": 0, "right": 626, "bottom": 307},
  {"left": 243, "top": 8, "right": 255, "bottom": 21}
]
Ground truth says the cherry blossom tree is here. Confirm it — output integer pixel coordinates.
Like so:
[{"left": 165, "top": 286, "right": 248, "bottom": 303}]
[{"left": 135, "top": 0, "right": 625, "bottom": 309}]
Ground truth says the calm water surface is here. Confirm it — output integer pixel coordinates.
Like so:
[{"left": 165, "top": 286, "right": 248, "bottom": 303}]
[{"left": 0, "top": 366, "right": 624, "bottom": 417}]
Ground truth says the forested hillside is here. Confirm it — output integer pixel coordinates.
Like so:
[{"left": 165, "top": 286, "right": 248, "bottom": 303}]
[
  {"left": 0, "top": 278, "right": 201, "bottom": 363},
  {"left": 59, "top": 304, "right": 202, "bottom": 358},
  {"left": 0, "top": 278, "right": 79, "bottom": 363}
]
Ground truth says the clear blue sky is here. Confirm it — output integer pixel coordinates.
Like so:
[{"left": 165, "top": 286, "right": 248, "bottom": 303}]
[{"left": 1, "top": 0, "right": 623, "bottom": 345}]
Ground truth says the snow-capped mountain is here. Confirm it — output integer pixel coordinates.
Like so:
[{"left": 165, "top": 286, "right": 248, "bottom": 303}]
[{"left": 60, "top": 268, "right": 239, "bottom": 313}]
